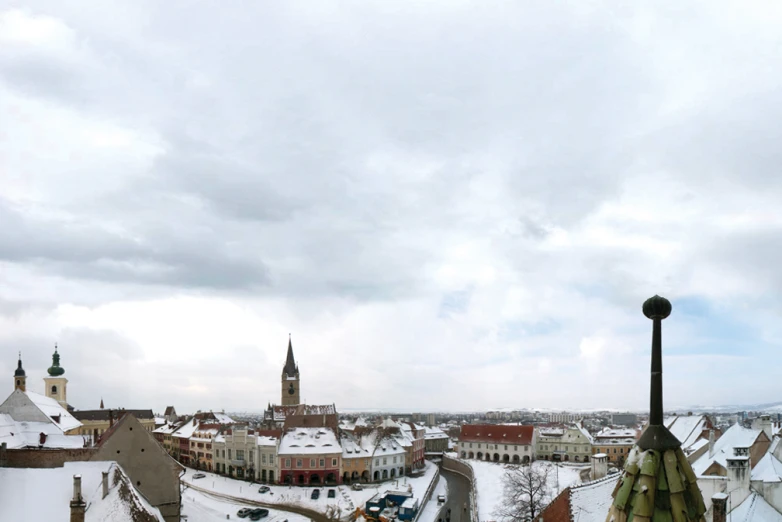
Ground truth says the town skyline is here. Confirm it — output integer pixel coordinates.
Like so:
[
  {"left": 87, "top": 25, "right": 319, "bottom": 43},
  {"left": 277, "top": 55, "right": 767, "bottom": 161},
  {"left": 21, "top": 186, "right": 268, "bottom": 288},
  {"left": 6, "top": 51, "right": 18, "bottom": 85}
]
[{"left": 3, "top": 1, "right": 782, "bottom": 412}]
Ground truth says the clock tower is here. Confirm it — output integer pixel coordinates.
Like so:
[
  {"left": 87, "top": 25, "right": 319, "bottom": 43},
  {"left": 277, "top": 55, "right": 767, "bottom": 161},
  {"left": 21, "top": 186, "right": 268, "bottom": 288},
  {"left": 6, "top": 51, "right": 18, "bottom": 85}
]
[{"left": 281, "top": 335, "right": 300, "bottom": 406}]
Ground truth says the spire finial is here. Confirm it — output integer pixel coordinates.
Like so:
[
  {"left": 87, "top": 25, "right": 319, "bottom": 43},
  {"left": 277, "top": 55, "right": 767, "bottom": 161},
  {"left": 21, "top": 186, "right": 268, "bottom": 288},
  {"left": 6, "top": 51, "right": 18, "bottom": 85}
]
[{"left": 637, "top": 295, "right": 680, "bottom": 450}]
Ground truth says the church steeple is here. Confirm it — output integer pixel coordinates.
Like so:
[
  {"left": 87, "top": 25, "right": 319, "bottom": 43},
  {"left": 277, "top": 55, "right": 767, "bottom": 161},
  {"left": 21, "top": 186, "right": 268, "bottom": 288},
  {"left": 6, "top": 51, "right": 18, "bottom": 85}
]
[
  {"left": 282, "top": 334, "right": 298, "bottom": 378},
  {"left": 47, "top": 343, "right": 65, "bottom": 376},
  {"left": 100, "top": 397, "right": 104, "bottom": 409},
  {"left": 281, "top": 334, "right": 301, "bottom": 406},
  {"left": 14, "top": 352, "right": 26, "bottom": 392},
  {"left": 44, "top": 343, "right": 69, "bottom": 409}
]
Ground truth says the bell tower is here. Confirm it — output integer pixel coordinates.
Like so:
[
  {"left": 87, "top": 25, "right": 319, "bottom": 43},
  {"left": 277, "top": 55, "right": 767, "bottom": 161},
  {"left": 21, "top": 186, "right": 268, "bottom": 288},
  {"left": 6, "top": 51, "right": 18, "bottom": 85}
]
[
  {"left": 281, "top": 335, "right": 300, "bottom": 406},
  {"left": 44, "top": 344, "right": 69, "bottom": 409},
  {"left": 14, "top": 352, "right": 26, "bottom": 392}
]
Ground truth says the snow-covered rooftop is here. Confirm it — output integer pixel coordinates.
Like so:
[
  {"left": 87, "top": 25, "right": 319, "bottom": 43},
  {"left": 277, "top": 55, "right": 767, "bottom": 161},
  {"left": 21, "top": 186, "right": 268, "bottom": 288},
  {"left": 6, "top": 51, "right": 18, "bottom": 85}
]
[
  {"left": 751, "top": 451, "right": 782, "bottom": 483},
  {"left": 0, "top": 461, "right": 163, "bottom": 521},
  {"left": 257, "top": 435, "right": 279, "bottom": 447},
  {"left": 0, "top": 413, "right": 85, "bottom": 449},
  {"left": 693, "top": 424, "right": 764, "bottom": 476},
  {"left": 278, "top": 428, "right": 341, "bottom": 455},
  {"left": 594, "top": 427, "right": 638, "bottom": 439},
  {"left": 665, "top": 415, "right": 710, "bottom": 450},
  {"left": 172, "top": 418, "right": 199, "bottom": 439},
  {"left": 569, "top": 475, "right": 620, "bottom": 522},
  {"left": 20, "top": 391, "right": 82, "bottom": 432},
  {"left": 730, "top": 491, "right": 782, "bottom": 522},
  {"left": 423, "top": 427, "right": 448, "bottom": 440}
]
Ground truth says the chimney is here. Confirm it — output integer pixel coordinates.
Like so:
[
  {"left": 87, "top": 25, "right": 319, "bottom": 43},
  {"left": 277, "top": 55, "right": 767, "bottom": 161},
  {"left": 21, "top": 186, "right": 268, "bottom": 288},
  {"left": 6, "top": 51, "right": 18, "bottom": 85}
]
[
  {"left": 102, "top": 471, "right": 109, "bottom": 499},
  {"left": 712, "top": 493, "right": 728, "bottom": 522},
  {"left": 709, "top": 429, "right": 715, "bottom": 457},
  {"left": 39, "top": 432, "right": 47, "bottom": 446},
  {"left": 109, "top": 409, "right": 114, "bottom": 428},
  {"left": 727, "top": 455, "right": 751, "bottom": 508},
  {"left": 70, "top": 474, "right": 86, "bottom": 522},
  {"left": 0, "top": 442, "right": 7, "bottom": 467}
]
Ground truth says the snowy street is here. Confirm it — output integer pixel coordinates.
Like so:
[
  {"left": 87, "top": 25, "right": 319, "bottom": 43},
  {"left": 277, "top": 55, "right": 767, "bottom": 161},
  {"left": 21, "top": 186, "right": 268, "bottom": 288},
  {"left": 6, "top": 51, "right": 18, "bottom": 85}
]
[
  {"left": 181, "top": 462, "right": 439, "bottom": 519},
  {"left": 182, "top": 487, "right": 312, "bottom": 522}
]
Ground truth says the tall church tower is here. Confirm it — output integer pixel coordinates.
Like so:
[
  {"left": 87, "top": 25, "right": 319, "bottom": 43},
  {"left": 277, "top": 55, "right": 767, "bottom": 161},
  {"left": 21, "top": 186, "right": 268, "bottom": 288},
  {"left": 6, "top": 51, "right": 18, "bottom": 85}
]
[
  {"left": 281, "top": 335, "right": 300, "bottom": 406},
  {"left": 44, "top": 344, "right": 69, "bottom": 409},
  {"left": 13, "top": 352, "right": 26, "bottom": 392}
]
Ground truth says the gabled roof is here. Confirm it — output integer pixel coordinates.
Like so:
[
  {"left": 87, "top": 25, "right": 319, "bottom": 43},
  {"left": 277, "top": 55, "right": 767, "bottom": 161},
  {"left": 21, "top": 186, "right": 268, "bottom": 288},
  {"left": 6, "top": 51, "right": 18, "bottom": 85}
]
[
  {"left": 664, "top": 415, "right": 711, "bottom": 451},
  {"left": 730, "top": 491, "right": 782, "bottom": 522},
  {"left": 0, "top": 390, "right": 82, "bottom": 432},
  {"left": 569, "top": 475, "right": 620, "bottom": 522},
  {"left": 692, "top": 423, "right": 767, "bottom": 476},
  {"left": 278, "top": 427, "right": 341, "bottom": 455},
  {"left": 164, "top": 406, "right": 176, "bottom": 416},
  {"left": 751, "top": 451, "right": 782, "bottom": 483},
  {"left": 459, "top": 424, "right": 534, "bottom": 445},
  {"left": 0, "top": 461, "right": 164, "bottom": 521},
  {"left": 0, "top": 413, "right": 85, "bottom": 449}
]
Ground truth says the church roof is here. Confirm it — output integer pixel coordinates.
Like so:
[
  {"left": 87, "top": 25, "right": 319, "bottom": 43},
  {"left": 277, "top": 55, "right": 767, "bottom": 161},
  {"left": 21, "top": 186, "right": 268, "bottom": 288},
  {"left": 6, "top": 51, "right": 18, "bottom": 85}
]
[
  {"left": 14, "top": 354, "right": 25, "bottom": 377},
  {"left": 459, "top": 424, "right": 535, "bottom": 445},
  {"left": 23, "top": 391, "right": 82, "bottom": 432}
]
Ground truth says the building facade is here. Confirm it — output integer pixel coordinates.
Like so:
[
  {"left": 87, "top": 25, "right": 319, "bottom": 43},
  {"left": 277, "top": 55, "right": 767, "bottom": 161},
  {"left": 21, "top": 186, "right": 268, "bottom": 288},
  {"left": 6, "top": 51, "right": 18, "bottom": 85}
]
[
  {"left": 457, "top": 424, "right": 536, "bottom": 463},
  {"left": 592, "top": 427, "right": 639, "bottom": 464},
  {"left": 278, "top": 427, "right": 342, "bottom": 485},
  {"left": 536, "top": 424, "right": 593, "bottom": 462}
]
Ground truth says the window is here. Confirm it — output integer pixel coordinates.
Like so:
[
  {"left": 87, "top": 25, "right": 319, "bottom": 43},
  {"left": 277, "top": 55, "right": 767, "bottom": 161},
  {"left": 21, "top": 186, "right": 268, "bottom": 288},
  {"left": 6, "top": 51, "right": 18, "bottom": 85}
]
[
  {"left": 613, "top": 449, "right": 617, "bottom": 454},
  {"left": 477, "top": 443, "right": 481, "bottom": 449},
  {"left": 249, "top": 451, "right": 254, "bottom": 462},
  {"left": 236, "top": 450, "right": 245, "bottom": 461},
  {"left": 366, "top": 459, "right": 370, "bottom": 466},
  {"left": 228, "top": 449, "right": 232, "bottom": 459},
  {"left": 525, "top": 446, "right": 529, "bottom": 452},
  {"left": 320, "top": 458, "right": 325, "bottom": 467},
  {"left": 310, "top": 458, "right": 316, "bottom": 468},
  {"left": 285, "top": 458, "right": 291, "bottom": 468},
  {"left": 565, "top": 446, "right": 568, "bottom": 452},
  {"left": 375, "top": 459, "right": 380, "bottom": 466},
  {"left": 207, "top": 444, "right": 211, "bottom": 450},
  {"left": 505, "top": 445, "right": 508, "bottom": 450},
  {"left": 514, "top": 445, "right": 517, "bottom": 451},
  {"left": 470, "top": 443, "right": 473, "bottom": 448},
  {"left": 393, "top": 457, "right": 397, "bottom": 463},
  {"left": 51, "top": 385, "right": 57, "bottom": 394},
  {"left": 383, "top": 458, "right": 387, "bottom": 465},
  {"left": 262, "top": 454, "right": 267, "bottom": 464},
  {"left": 332, "top": 458, "right": 337, "bottom": 467},
  {"left": 297, "top": 459, "right": 303, "bottom": 468}
]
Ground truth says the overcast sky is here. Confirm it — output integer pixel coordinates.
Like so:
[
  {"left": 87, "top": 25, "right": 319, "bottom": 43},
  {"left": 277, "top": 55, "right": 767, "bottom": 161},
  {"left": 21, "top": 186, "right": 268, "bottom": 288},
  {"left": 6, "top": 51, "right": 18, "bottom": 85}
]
[{"left": 1, "top": 1, "right": 782, "bottom": 415}]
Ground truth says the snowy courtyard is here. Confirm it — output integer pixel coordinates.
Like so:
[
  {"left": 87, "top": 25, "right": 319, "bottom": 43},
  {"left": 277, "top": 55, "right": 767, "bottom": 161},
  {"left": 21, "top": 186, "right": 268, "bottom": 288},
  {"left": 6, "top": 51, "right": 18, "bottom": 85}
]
[
  {"left": 182, "top": 487, "right": 313, "bottom": 522},
  {"left": 468, "top": 460, "right": 586, "bottom": 522},
  {"left": 181, "top": 462, "right": 438, "bottom": 518}
]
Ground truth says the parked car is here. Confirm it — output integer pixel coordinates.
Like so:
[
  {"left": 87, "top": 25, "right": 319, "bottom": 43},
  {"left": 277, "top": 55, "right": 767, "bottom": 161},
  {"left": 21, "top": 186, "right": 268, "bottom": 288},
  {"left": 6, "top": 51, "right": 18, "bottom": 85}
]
[
  {"left": 237, "top": 508, "right": 253, "bottom": 518},
  {"left": 328, "top": 489, "right": 336, "bottom": 498},
  {"left": 437, "top": 495, "right": 446, "bottom": 503},
  {"left": 258, "top": 486, "right": 271, "bottom": 493},
  {"left": 250, "top": 508, "right": 270, "bottom": 520},
  {"left": 311, "top": 489, "right": 321, "bottom": 500},
  {"left": 192, "top": 473, "right": 206, "bottom": 479},
  {"left": 351, "top": 483, "right": 363, "bottom": 491}
]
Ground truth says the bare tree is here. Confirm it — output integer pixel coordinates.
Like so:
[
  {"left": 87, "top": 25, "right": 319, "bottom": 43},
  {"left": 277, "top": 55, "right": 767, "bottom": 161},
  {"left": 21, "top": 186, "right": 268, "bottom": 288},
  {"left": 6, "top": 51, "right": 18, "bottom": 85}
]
[{"left": 493, "top": 462, "right": 552, "bottom": 522}]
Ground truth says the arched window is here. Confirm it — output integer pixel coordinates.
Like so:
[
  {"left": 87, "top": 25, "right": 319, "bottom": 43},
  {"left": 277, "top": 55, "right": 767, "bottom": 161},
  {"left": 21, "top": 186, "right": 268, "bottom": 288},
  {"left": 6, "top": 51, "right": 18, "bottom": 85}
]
[{"left": 51, "top": 385, "right": 58, "bottom": 394}]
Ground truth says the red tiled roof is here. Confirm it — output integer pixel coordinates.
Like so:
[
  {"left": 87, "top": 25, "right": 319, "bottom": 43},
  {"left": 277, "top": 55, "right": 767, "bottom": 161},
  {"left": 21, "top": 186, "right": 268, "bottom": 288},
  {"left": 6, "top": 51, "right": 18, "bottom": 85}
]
[{"left": 459, "top": 424, "right": 534, "bottom": 445}]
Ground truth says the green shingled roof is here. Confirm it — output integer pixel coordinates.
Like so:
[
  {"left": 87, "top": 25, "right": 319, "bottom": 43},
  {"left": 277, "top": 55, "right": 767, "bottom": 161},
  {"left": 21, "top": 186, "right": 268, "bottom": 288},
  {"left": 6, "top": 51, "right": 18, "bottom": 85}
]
[{"left": 606, "top": 445, "right": 706, "bottom": 522}]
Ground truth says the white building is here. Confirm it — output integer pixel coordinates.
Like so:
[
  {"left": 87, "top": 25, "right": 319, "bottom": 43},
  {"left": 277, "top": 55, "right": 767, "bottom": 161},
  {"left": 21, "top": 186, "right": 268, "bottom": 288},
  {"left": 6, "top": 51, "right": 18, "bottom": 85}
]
[{"left": 213, "top": 427, "right": 280, "bottom": 482}]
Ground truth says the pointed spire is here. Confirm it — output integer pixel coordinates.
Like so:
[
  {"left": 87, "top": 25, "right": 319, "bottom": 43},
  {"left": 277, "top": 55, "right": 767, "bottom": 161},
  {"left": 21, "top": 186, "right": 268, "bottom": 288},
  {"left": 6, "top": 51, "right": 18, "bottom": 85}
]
[
  {"left": 283, "top": 334, "right": 298, "bottom": 378},
  {"left": 100, "top": 398, "right": 104, "bottom": 409}
]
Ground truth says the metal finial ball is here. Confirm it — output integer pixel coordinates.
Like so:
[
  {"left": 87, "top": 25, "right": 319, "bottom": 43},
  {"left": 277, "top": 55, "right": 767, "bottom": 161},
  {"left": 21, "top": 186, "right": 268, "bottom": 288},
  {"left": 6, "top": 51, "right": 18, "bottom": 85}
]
[{"left": 643, "top": 295, "right": 672, "bottom": 319}]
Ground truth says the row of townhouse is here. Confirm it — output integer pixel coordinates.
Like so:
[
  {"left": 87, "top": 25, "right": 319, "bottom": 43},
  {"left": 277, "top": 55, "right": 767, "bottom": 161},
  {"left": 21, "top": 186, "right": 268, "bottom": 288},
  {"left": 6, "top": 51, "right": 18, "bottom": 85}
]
[
  {"left": 455, "top": 422, "right": 633, "bottom": 463},
  {"left": 153, "top": 410, "right": 426, "bottom": 485}
]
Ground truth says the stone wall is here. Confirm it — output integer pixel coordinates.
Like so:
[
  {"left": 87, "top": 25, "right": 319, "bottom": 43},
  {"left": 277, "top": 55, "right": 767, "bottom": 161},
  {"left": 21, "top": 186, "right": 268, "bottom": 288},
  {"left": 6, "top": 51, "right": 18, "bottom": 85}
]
[
  {"left": 441, "top": 454, "right": 478, "bottom": 522},
  {"left": 0, "top": 446, "right": 94, "bottom": 468}
]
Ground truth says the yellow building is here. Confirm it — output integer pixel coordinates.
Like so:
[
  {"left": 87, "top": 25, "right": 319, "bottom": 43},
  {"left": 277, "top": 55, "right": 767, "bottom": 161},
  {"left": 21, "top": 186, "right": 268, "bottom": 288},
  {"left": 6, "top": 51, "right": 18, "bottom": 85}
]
[{"left": 71, "top": 408, "right": 156, "bottom": 439}]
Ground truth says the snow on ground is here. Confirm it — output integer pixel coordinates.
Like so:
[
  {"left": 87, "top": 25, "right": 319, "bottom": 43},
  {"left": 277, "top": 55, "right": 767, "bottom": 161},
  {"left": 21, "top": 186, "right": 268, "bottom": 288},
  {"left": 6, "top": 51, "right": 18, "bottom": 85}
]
[
  {"left": 182, "top": 462, "right": 438, "bottom": 516},
  {"left": 469, "top": 460, "right": 585, "bottom": 522},
  {"left": 182, "top": 487, "right": 311, "bottom": 522},
  {"left": 418, "top": 475, "right": 448, "bottom": 522}
]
